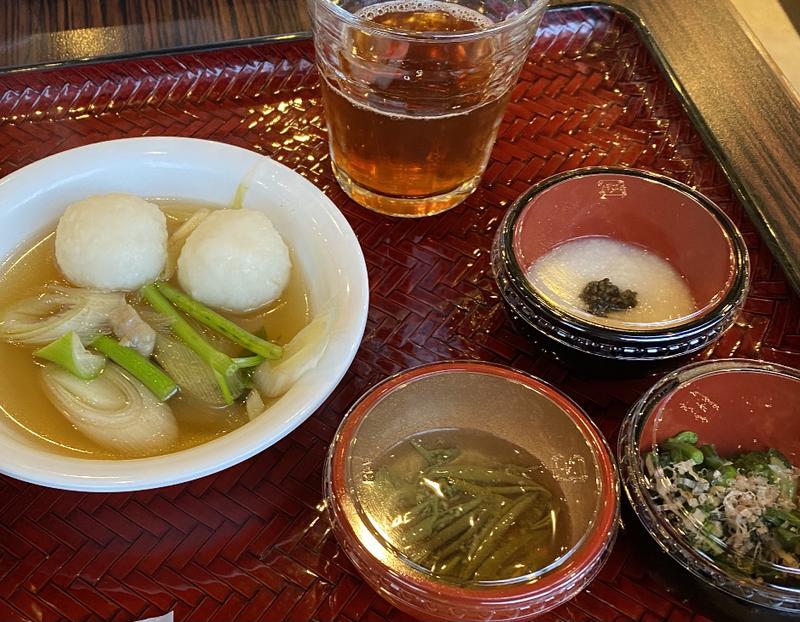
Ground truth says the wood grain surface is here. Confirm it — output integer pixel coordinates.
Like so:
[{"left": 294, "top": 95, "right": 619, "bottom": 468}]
[{"left": 1, "top": 0, "right": 799, "bottom": 295}]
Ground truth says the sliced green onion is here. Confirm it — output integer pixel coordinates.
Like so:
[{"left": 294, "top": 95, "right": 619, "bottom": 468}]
[
  {"left": 140, "top": 284, "right": 242, "bottom": 404},
  {"left": 153, "top": 334, "right": 226, "bottom": 407},
  {"left": 673, "top": 431, "right": 699, "bottom": 445},
  {"left": 233, "top": 354, "right": 266, "bottom": 368},
  {"left": 34, "top": 331, "right": 106, "bottom": 380},
  {"left": 154, "top": 282, "right": 283, "bottom": 360},
  {"left": 92, "top": 335, "right": 178, "bottom": 401}
]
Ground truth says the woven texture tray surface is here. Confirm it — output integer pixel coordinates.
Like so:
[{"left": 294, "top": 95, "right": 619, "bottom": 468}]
[{"left": 1, "top": 5, "right": 798, "bottom": 622}]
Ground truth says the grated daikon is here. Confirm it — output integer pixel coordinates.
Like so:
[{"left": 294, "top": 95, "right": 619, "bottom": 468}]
[{"left": 526, "top": 237, "right": 696, "bottom": 328}]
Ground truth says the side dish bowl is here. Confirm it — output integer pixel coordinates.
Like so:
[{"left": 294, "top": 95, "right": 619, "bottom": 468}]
[
  {"left": 618, "top": 358, "right": 800, "bottom": 612},
  {"left": 491, "top": 167, "right": 750, "bottom": 367},
  {"left": 0, "top": 137, "right": 369, "bottom": 491},
  {"left": 325, "top": 361, "right": 619, "bottom": 621}
]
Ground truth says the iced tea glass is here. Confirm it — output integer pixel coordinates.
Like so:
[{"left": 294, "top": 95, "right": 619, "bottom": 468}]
[{"left": 309, "top": 0, "right": 549, "bottom": 217}]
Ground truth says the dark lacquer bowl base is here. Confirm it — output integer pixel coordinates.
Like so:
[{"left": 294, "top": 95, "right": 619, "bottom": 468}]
[{"left": 491, "top": 167, "right": 750, "bottom": 369}]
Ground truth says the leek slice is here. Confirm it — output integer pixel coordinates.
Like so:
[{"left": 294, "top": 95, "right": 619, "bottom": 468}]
[
  {"left": 153, "top": 333, "right": 228, "bottom": 407},
  {"left": 253, "top": 304, "right": 334, "bottom": 399},
  {"left": 34, "top": 331, "right": 106, "bottom": 380},
  {"left": 245, "top": 389, "right": 265, "bottom": 421},
  {"left": 42, "top": 363, "right": 179, "bottom": 455},
  {"left": 0, "top": 285, "right": 124, "bottom": 345},
  {"left": 141, "top": 284, "right": 243, "bottom": 404},
  {"left": 162, "top": 208, "right": 210, "bottom": 280}
]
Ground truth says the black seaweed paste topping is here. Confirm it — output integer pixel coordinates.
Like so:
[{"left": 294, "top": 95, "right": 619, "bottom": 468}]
[{"left": 579, "top": 278, "right": 638, "bottom": 317}]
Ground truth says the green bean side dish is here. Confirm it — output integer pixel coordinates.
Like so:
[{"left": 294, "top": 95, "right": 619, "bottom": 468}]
[
  {"left": 372, "top": 438, "right": 564, "bottom": 583},
  {"left": 646, "top": 431, "right": 800, "bottom": 583}
]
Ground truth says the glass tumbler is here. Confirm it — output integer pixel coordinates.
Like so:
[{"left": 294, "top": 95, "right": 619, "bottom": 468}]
[{"left": 309, "top": 0, "right": 550, "bottom": 217}]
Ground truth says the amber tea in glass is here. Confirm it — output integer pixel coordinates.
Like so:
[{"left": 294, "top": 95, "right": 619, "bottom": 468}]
[{"left": 310, "top": 0, "right": 549, "bottom": 217}]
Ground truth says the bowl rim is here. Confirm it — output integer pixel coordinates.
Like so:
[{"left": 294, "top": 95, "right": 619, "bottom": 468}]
[
  {"left": 327, "top": 360, "right": 620, "bottom": 604},
  {"left": 618, "top": 357, "right": 800, "bottom": 610},
  {"left": 0, "top": 136, "right": 370, "bottom": 492},
  {"left": 494, "top": 167, "right": 750, "bottom": 341}
]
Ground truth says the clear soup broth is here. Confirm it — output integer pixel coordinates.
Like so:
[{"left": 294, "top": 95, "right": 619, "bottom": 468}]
[
  {"left": 358, "top": 428, "right": 572, "bottom": 583},
  {"left": 0, "top": 200, "right": 310, "bottom": 459}
]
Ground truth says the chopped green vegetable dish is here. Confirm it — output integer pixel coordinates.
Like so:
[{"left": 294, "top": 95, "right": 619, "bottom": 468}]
[{"left": 647, "top": 431, "right": 800, "bottom": 582}]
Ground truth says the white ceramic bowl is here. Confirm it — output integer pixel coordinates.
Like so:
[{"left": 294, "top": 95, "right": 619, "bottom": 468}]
[{"left": 0, "top": 137, "right": 369, "bottom": 492}]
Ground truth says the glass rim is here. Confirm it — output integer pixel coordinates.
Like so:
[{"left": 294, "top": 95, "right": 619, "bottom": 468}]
[{"left": 310, "top": 0, "right": 549, "bottom": 42}]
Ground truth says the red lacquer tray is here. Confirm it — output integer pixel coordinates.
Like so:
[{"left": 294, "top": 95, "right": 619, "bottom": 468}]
[{"left": 1, "top": 4, "right": 798, "bottom": 622}]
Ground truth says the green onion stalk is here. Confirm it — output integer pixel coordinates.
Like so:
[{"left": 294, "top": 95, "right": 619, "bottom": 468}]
[
  {"left": 154, "top": 282, "right": 283, "bottom": 359},
  {"left": 92, "top": 335, "right": 178, "bottom": 401},
  {"left": 141, "top": 284, "right": 243, "bottom": 404}
]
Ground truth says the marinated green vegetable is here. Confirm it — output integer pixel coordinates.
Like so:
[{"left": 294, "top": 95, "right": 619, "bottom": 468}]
[
  {"left": 367, "top": 430, "right": 569, "bottom": 583},
  {"left": 647, "top": 431, "right": 800, "bottom": 581},
  {"left": 579, "top": 277, "right": 637, "bottom": 316}
]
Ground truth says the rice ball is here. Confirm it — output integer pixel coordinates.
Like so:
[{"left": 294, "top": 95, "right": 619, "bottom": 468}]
[
  {"left": 55, "top": 193, "right": 167, "bottom": 291},
  {"left": 177, "top": 209, "right": 291, "bottom": 312}
]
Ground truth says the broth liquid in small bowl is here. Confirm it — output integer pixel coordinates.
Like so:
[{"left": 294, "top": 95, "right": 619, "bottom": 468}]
[{"left": 357, "top": 428, "right": 571, "bottom": 583}]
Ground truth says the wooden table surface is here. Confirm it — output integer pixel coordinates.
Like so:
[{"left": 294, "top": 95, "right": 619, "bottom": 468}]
[{"left": 2, "top": 0, "right": 800, "bottom": 293}]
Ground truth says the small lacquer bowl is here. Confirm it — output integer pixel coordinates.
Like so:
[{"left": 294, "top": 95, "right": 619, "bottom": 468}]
[
  {"left": 491, "top": 167, "right": 749, "bottom": 367},
  {"left": 618, "top": 358, "right": 800, "bottom": 613},
  {"left": 325, "top": 361, "right": 619, "bottom": 621}
]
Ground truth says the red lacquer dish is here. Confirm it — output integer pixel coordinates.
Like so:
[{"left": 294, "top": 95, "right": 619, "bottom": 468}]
[
  {"left": 326, "top": 361, "right": 619, "bottom": 621},
  {"left": 492, "top": 168, "right": 750, "bottom": 366},
  {"left": 619, "top": 359, "right": 800, "bottom": 613}
]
